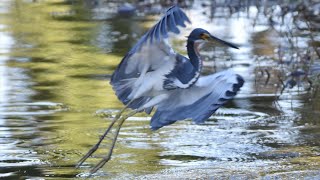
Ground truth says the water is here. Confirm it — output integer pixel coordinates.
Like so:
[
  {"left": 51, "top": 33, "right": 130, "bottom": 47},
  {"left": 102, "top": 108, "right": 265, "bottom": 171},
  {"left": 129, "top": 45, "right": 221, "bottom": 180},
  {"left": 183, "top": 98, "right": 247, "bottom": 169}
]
[{"left": 0, "top": 0, "right": 320, "bottom": 179}]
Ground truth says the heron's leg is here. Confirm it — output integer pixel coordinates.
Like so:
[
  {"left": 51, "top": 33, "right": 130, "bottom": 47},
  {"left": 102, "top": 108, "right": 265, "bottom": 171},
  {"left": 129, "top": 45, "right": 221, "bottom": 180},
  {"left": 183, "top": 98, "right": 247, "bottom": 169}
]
[
  {"left": 76, "top": 102, "right": 132, "bottom": 168},
  {"left": 90, "top": 110, "right": 138, "bottom": 174}
]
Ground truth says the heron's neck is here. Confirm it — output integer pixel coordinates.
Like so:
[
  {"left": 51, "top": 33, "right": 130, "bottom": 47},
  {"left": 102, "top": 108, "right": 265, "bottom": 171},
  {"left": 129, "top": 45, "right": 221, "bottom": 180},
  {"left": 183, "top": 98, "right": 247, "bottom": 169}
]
[{"left": 187, "top": 40, "right": 202, "bottom": 71}]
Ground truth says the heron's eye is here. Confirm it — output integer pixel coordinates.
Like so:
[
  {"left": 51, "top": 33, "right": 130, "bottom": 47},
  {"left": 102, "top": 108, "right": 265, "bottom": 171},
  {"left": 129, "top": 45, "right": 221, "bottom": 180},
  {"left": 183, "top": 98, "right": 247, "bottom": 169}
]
[{"left": 200, "top": 33, "right": 209, "bottom": 40}]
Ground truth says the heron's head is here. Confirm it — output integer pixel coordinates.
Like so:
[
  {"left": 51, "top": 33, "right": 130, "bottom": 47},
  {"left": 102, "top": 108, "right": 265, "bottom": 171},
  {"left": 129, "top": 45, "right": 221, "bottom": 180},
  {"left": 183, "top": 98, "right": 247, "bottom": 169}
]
[{"left": 187, "top": 28, "right": 239, "bottom": 49}]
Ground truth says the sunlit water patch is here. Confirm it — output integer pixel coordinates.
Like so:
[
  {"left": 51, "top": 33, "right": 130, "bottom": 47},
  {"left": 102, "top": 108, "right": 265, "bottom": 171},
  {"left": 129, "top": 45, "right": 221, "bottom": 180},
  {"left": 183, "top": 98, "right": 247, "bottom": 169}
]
[{"left": 94, "top": 101, "right": 307, "bottom": 174}]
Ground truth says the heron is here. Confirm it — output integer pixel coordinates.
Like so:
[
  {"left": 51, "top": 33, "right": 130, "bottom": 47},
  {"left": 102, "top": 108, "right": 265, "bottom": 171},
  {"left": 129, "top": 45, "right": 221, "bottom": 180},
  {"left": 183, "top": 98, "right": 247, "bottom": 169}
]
[{"left": 76, "top": 5, "right": 244, "bottom": 174}]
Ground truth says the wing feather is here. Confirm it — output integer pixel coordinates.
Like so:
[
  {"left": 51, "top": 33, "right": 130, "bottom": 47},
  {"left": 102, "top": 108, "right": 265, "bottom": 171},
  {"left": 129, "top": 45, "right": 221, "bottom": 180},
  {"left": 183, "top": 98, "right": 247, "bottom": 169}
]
[
  {"left": 167, "top": 12, "right": 180, "bottom": 33},
  {"left": 153, "top": 21, "right": 161, "bottom": 42},
  {"left": 150, "top": 70, "right": 245, "bottom": 130},
  {"left": 161, "top": 16, "right": 168, "bottom": 38},
  {"left": 178, "top": 9, "right": 191, "bottom": 24},
  {"left": 173, "top": 10, "right": 185, "bottom": 27}
]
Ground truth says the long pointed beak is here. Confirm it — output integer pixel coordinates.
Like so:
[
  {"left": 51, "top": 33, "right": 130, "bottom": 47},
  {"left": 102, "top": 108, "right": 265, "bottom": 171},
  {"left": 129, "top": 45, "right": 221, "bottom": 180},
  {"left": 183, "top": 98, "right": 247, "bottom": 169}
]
[{"left": 209, "top": 35, "right": 239, "bottom": 49}]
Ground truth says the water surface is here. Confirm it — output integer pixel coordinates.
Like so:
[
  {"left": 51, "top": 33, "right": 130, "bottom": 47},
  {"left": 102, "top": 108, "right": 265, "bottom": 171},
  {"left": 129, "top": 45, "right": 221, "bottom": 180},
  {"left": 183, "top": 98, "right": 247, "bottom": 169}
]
[{"left": 0, "top": 0, "right": 320, "bottom": 179}]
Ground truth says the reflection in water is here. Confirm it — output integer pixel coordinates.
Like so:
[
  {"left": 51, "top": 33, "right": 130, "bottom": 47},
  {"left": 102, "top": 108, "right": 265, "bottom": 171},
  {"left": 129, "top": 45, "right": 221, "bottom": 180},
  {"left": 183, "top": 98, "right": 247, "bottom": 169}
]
[
  {"left": 0, "top": 7, "right": 42, "bottom": 178},
  {"left": 0, "top": 0, "right": 320, "bottom": 179}
]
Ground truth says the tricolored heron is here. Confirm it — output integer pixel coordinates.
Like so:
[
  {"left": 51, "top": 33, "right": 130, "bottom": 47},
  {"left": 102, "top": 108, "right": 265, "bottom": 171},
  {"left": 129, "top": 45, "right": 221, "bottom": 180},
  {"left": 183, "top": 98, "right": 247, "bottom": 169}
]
[{"left": 76, "top": 5, "right": 244, "bottom": 174}]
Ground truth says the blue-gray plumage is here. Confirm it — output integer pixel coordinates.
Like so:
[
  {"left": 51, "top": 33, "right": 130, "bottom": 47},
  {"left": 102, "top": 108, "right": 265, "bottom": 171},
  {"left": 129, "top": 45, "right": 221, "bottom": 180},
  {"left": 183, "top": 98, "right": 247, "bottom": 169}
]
[
  {"left": 110, "top": 5, "right": 244, "bottom": 129},
  {"left": 78, "top": 5, "right": 245, "bottom": 173},
  {"left": 151, "top": 72, "right": 244, "bottom": 130},
  {"left": 164, "top": 54, "right": 198, "bottom": 90}
]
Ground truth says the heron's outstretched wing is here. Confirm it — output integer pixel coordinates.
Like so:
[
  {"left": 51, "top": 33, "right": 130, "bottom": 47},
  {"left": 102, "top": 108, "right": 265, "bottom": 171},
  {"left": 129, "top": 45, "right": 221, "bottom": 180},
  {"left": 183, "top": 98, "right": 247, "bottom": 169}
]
[
  {"left": 128, "top": 5, "right": 190, "bottom": 54},
  {"left": 150, "top": 70, "right": 244, "bottom": 130},
  {"left": 110, "top": 5, "right": 191, "bottom": 111}
]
